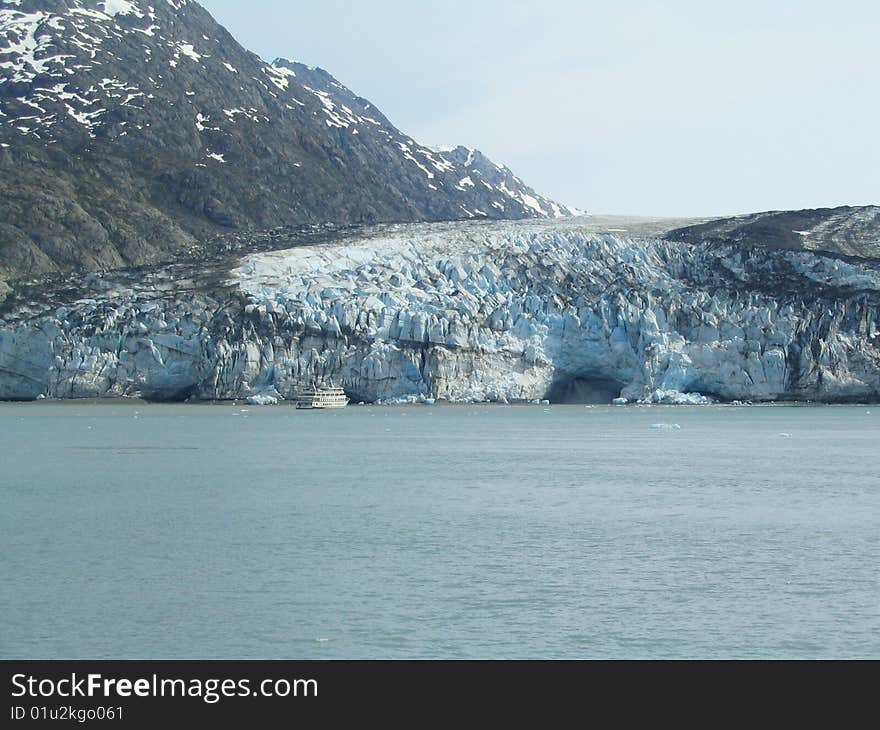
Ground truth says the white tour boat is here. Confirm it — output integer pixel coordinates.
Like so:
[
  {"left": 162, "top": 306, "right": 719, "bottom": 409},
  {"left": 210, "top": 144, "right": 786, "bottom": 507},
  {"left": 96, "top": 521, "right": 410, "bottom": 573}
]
[{"left": 295, "top": 386, "right": 349, "bottom": 410}]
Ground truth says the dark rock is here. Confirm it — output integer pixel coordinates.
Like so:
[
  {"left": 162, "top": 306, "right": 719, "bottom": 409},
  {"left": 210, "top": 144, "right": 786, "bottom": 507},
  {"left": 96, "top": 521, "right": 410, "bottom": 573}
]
[{"left": 665, "top": 206, "right": 880, "bottom": 260}]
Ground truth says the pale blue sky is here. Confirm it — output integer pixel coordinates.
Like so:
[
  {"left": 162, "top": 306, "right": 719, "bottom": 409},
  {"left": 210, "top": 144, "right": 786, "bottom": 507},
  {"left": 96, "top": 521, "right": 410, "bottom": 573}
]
[{"left": 200, "top": 0, "right": 878, "bottom": 216}]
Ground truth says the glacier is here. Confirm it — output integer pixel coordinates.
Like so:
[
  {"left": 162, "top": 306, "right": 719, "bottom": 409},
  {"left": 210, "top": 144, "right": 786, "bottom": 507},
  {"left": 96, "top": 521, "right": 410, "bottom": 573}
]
[{"left": 0, "top": 219, "right": 878, "bottom": 403}]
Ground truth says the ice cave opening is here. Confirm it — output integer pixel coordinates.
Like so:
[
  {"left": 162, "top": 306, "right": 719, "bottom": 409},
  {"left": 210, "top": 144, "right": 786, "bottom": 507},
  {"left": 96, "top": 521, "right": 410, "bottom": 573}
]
[{"left": 545, "top": 375, "right": 625, "bottom": 405}]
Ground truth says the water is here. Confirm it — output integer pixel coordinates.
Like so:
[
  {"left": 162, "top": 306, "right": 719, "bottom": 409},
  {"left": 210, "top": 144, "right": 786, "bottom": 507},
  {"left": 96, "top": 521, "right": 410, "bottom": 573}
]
[{"left": 2, "top": 402, "right": 878, "bottom": 659}]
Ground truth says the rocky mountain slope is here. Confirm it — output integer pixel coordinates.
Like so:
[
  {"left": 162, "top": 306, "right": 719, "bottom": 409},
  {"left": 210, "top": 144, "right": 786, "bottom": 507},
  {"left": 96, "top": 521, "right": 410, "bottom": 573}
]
[
  {"left": 1, "top": 219, "right": 878, "bottom": 403},
  {"left": 665, "top": 206, "right": 880, "bottom": 259},
  {"left": 0, "top": 0, "right": 578, "bottom": 282}
]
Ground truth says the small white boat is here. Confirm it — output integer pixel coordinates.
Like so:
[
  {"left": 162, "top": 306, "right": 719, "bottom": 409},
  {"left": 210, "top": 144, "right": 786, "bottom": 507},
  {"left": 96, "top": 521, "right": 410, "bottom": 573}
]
[{"left": 295, "top": 386, "right": 349, "bottom": 410}]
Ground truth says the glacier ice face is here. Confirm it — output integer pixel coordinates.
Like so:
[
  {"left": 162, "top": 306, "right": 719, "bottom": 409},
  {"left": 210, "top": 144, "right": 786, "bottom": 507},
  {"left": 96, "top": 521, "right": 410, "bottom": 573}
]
[{"left": 1, "top": 220, "right": 879, "bottom": 403}]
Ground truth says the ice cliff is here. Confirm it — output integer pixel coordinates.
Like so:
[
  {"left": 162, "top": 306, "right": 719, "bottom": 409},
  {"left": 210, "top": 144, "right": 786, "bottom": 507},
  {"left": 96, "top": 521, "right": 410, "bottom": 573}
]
[{"left": 1, "top": 220, "right": 879, "bottom": 403}]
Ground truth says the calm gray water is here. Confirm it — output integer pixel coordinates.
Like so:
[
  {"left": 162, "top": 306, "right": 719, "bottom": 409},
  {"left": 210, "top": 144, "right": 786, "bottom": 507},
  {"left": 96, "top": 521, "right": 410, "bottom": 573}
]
[{"left": 1, "top": 402, "right": 878, "bottom": 659}]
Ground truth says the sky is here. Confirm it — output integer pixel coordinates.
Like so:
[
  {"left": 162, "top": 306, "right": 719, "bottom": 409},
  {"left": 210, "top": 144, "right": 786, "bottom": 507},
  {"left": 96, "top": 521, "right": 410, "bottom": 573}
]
[{"left": 199, "top": 0, "right": 879, "bottom": 217}]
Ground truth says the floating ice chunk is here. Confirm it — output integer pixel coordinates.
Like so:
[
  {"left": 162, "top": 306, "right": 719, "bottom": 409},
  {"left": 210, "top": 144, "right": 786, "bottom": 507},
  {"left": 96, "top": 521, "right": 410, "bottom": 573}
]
[
  {"left": 381, "top": 394, "right": 424, "bottom": 405},
  {"left": 612, "top": 398, "right": 628, "bottom": 406},
  {"left": 778, "top": 433, "right": 792, "bottom": 438},
  {"left": 650, "top": 423, "right": 681, "bottom": 430},
  {"left": 246, "top": 394, "right": 279, "bottom": 406},
  {"left": 643, "top": 389, "right": 715, "bottom": 405}
]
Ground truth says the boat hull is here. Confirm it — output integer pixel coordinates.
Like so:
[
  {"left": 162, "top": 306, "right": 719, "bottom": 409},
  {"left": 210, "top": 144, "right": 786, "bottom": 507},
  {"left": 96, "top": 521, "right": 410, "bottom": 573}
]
[
  {"left": 295, "top": 401, "right": 349, "bottom": 410},
  {"left": 294, "top": 387, "right": 349, "bottom": 410}
]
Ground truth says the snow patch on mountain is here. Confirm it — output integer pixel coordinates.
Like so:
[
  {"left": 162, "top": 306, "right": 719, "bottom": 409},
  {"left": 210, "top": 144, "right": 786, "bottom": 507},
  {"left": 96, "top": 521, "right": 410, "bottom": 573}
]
[{"left": 102, "top": 0, "right": 141, "bottom": 17}]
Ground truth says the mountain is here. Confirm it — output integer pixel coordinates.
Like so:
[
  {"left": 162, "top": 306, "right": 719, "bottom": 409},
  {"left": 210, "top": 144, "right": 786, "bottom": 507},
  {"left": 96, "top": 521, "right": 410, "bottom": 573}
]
[
  {"left": 664, "top": 205, "right": 880, "bottom": 260},
  {"left": 0, "top": 0, "right": 579, "bottom": 282}
]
